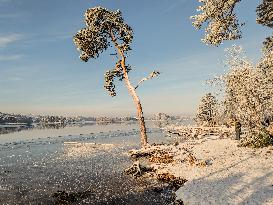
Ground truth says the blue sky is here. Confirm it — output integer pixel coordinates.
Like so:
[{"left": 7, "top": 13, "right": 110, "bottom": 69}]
[{"left": 0, "top": 0, "right": 271, "bottom": 117}]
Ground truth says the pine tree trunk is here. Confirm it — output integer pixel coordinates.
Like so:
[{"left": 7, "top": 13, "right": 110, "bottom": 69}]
[
  {"left": 133, "top": 95, "right": 148, "bottom": 147},
  {"left": 110, "top": 33, "right": 148, "bottom": 147},
  {"left": 120, "top": 56, "right": 148, "bottom": 147}
]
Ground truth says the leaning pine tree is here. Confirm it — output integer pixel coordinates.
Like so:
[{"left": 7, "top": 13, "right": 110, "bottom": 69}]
[{"left": 73, "top": 7, "right": 159, "bottom": 147}]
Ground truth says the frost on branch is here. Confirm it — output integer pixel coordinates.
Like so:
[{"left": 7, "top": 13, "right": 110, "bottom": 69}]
[
  {"left": 191, "top": 0, "right": 273, "bottom": 53},
  {"left": 219, "top": 45, "right": 266, "bottom": 128},
  {"left": 104, "top": 62, "right": 131, "bottom": 96},
  {"left": 73, "top": 7, "right": 133, "bottom": 62},
  {"left": 135, "top": 71, "right": 160, "bottom": 89},
  {"left": 256, "top": 0, "right": 273, "bottom": 28},
  {"left": 195, "top": 93, "right": 219, "bottom": 126},
  {"left": 191, "top": 0, "right": 243, "bottom": 46},
  {"left": 256, "top": 0, "right": 273, "bottom": 55},
  {"left": 263, "top": 35, "right": 273, "bottom": 53},
  {"left": 73, "top": 7, "right": 134, "bottom": 96}
]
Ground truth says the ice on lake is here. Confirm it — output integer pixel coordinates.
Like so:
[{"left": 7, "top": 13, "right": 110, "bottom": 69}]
[{"left": 0, "top": 122, "right": 175, "bottom": 204}]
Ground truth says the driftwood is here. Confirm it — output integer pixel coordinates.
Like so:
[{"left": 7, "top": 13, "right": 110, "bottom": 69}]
[
  {"left": 129, "top": 147, "right": 175, "bottom": 164},
  {"left": 124, "top": 161, "right": 154, "bottom": 177},
  {"left": 129, "top": 143, "right": 212, "bottom": 170},
  {"left": 167, "top": 130, "right": 182, "bottom": 136},
  {"left": 156, "top": 173, "right": 187, "bottom": 190},
  {"left": 124, "top": 161, "right": 142, "bottom": 177},
  {"left": 125, "top": 161, "right": 187, "bottom": 190}
]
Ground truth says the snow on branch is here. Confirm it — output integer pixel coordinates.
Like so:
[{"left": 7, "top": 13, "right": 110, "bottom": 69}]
[{"left": 135, "top": 71, "right": 160, "bottom": 89}]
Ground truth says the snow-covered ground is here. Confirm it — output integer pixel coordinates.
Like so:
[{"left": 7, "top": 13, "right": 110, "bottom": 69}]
[
  {"left": 131, "top": 133, "right": 273, "bottom": 205},
  {"left": 175, "top": 137, "right": 273, "bottom": 205}
]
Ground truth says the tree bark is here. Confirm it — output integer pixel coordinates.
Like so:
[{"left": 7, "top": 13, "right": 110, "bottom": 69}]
[
  {"left": 119, "top": 56, "right": 148, "bottom": 147},
  {"left": 110, "top": 33, "right": 148, "bottom": 147}
]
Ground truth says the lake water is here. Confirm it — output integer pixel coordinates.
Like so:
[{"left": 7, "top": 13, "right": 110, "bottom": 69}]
[
  {"left": 0, "top": 122, "right": 149, "bottom": 144},
  {"left": 0, "top": 122, "right": 176, "bottom": 204}
]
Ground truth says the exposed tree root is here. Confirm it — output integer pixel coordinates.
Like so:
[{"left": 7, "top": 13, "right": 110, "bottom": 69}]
[
  {"left": 157, "top": 173, "right": 187, "bottom": 190},
  {"left": 124, "top": 161, "right": 154, "bottom": 177},
  {"left": 149, "top": 153, "right": 174, "bottom": 164}
]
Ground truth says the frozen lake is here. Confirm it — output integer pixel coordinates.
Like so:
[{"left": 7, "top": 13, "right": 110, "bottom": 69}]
[
  {"left": 0, "top": 122, "right": 175, "bottom": 204},
  {"left": 0, "top": 122, "right": 151, "bottom": 144}
]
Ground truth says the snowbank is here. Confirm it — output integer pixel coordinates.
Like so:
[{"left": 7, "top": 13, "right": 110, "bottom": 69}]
[
  {"left": 174, "top": 137, "right": 273, "bottom": 204},
  {"left": 129, "top": 135, "right": 273, "bottom": 204}
]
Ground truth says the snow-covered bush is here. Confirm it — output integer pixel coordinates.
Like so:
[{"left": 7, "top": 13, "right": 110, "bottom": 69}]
[
  {"left": 239, "top": 129, "right": 273, "bottom": 148},
  {"left": 195, "top": 93, "right": 219, "bottom": 126}
]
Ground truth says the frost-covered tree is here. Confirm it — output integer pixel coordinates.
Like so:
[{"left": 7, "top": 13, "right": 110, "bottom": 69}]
[
  {"left": 210, "top": 46, "right": 268, "bottom": 128},
  {"left": 256, "top": 0, "right": 273, "bottom": 75},
  {"left": 191, "top": 0, "right": 273, "bottom": 52},
  {"left": 73, "top": 7, "right": 159, "bottom": 147},
  {"left": 256, "top": 0, "right": 273, "bottom": 29},
  {"left": 210, "top": 45, "right": 273, "bottom": 148},
  {"left": 191, "top": 0, "right": 243, "bottom": 46},
  {"left": 192, "top": 1, "right": 273, "bottom": 146},
  {"left": 224, "top": 47, "right": 260, "bottom": 128},
  {"left": 195, "top": 93, "right": 219, "bottom": 126}
]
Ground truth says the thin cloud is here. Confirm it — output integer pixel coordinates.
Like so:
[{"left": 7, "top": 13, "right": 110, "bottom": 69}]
[
  {"left": 0, "top": 54, "right": 23, "bottom": 61},
  {"left": 0, "top": 75, "right": 24, "bottom": 82},
  {"left": 9, "top": 76, "right": 22, "bottom": 81},
  {"left": 31, "top": 89, "right": 102, "bottom": 104},
  {"left": 163, "top": 0, "right": 188, "bottom": 14},
  {"left": 0, "top": 14, "right": 17, "bottom": 18},
  {"left": 0, "top": 12, "right": 24, "bottom": 19},
  {"left": 0, "top": 34, "right": 22, "bottom": 47},
  {"left": 0, "top": 0, "right": 15, "bottom": 3},
  {"left": 21, "top": 33, "right": 72, "bottom": 46},
  {"left": 0, "top": 0, "right": 14, "bottom": 5}
]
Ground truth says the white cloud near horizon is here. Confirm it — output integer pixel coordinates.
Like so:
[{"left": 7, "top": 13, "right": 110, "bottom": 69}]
[
  {"left": 0, "top": 12, "right": 25, "bottom": 19},
  {"left": 0, "top": 34, "right": 22, "bottom": 47},
  {"left": 0, "top": 13, "right": 18, "bottom": 18},
  {"left": 0, "top": 54, "right": 23, "bottom": 61}
]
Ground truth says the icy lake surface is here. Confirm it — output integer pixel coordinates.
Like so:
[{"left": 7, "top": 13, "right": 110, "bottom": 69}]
[{"left": 0, "top": 122, "right": 174, "bottom": 204}]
